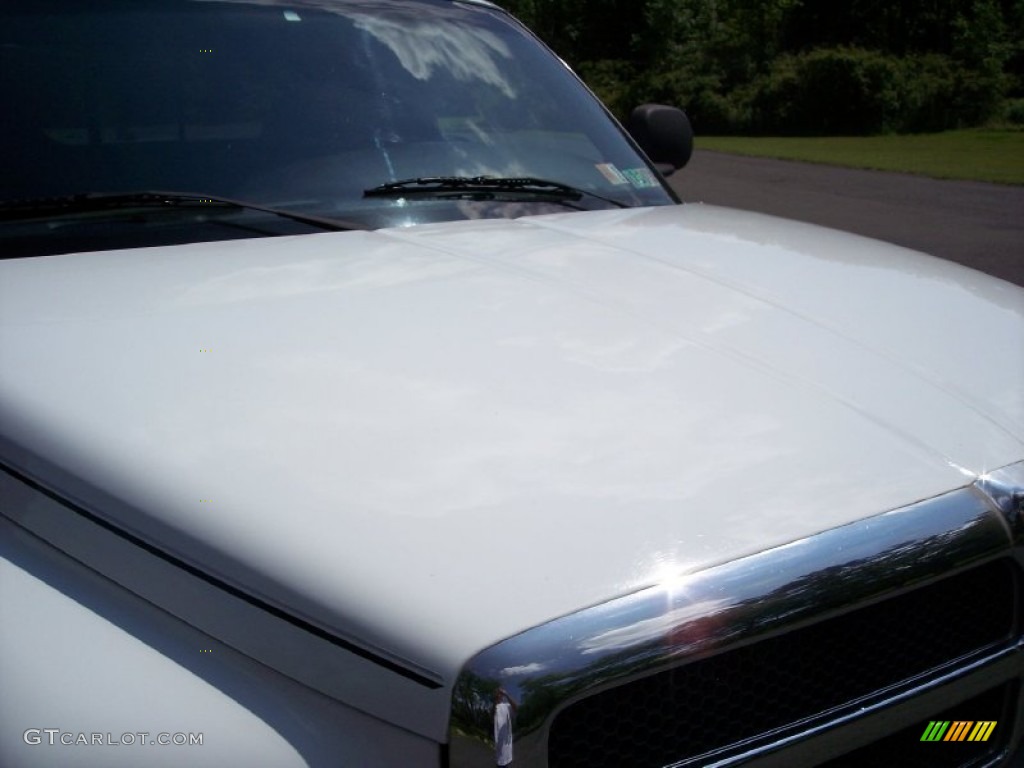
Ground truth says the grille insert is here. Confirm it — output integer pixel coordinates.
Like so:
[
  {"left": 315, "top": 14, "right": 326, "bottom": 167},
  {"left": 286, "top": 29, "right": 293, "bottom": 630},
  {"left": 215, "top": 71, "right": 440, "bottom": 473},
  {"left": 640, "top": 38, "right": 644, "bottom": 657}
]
[{"left": 548, "top": 559, "right": 1018, "bottom": 768}]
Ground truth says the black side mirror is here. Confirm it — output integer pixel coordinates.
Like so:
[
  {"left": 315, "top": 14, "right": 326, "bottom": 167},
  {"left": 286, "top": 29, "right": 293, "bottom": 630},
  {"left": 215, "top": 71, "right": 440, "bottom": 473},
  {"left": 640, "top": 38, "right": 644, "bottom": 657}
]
[{"left": 627, "top": 104, "right": 693, "bottom": 177}]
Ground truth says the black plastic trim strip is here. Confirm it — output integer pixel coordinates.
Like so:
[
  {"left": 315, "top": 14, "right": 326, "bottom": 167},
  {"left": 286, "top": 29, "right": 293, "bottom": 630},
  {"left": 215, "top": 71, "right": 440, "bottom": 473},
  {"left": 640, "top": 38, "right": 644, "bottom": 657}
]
[{"left": 0, "top": 462, "right": 443, "bottom": 689}]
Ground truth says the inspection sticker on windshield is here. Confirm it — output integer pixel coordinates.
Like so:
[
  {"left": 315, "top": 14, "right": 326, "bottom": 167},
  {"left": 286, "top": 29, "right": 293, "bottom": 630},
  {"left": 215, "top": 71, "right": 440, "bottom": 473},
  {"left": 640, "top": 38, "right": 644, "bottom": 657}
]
[
  {"left": 595, "top": 163, "right": 629, "bottom": 185},
  {"left": 622, "top": 167, "right": 659, "bottom": 189}
]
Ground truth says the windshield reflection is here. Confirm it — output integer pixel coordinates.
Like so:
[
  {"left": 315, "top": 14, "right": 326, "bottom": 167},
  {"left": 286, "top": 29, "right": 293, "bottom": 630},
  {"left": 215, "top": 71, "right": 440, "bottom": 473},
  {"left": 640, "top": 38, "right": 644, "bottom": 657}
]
[
  {"left": 352, "top": 12, "right": 517, "bottom": 97},
  {"left": 3, "top": 0, "right": 674, "bottom": 255}
]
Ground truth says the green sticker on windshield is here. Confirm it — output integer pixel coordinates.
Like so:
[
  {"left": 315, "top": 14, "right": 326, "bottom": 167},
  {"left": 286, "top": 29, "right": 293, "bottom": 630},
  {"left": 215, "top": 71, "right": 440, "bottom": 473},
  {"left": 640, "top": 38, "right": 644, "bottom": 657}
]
[{"left": 621, "top": 168, "right": 659, "bottom": 189}]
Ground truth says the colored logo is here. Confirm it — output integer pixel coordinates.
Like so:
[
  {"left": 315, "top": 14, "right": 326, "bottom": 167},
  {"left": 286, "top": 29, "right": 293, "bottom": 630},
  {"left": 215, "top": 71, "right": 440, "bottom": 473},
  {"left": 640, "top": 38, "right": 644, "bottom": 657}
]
[{"left": 920, "top": 721, "right": 997, "bottom": 742}]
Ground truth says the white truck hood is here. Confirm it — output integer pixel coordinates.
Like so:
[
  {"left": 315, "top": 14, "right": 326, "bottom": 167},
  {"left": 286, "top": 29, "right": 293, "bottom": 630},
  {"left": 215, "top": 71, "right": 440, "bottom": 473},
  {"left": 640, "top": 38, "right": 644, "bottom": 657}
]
[{"left": 2, "top": 205, "right": 1023, "bottom": 735}]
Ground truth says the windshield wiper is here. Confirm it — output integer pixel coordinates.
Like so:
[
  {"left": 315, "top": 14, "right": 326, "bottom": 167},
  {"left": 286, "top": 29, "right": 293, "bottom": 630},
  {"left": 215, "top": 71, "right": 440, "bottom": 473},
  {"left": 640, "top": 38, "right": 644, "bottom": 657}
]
[
  {"left": 0, "top": 191, "right": 361, "bottom": 231},
  {"left": 363, "top": 176, "right": 630, "bottom": 209}
]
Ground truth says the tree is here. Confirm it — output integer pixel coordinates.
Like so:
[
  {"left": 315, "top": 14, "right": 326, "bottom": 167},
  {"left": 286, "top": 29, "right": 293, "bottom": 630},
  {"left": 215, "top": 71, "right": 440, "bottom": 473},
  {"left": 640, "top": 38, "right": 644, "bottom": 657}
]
[{"left": 500, "top": 0, "right": 1017, "bottom": 133}]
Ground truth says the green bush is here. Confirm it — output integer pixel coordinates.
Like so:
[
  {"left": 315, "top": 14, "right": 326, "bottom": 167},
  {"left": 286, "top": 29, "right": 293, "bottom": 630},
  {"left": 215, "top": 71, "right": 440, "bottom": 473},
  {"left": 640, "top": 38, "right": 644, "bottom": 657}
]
[
  {"left": 746, "top": 48, "right": 901, "bottom": 135},
  {"left": 721, "top": 48, "right": 1003, "bottom": 135},
  {"left": 509, "top": 0, "right": 1016, "bottom": 136},
  {"left": 630, "top": 68, "right": 750, "bottom": 134},
  {"left": 951, "top": 68, "right": 1011, "bottom": 127},
  {"left": 686, "top": 87, "right": 753, "bottom": 135},
  {"left": 1004, "top": 98, "right": 1024, "bottom": 125},
  {"left": 895, "top": 54, "right": 959, "bottom": 133},
  {"left": 572, "top": 48, "right": 1010, "bottom": 136},
  {"left": 574, "top": 59, "right": 638, "bottom": 119},
  {"left": 744, "top": 53, "right": 800, "bottom": 134}
]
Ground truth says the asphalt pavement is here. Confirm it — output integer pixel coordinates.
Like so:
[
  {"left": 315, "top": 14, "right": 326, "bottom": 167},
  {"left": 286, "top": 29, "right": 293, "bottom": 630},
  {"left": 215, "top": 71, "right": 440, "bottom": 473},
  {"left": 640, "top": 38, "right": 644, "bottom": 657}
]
[{"left": 669, "top": 150, "right": 1024, "bottom": 287}]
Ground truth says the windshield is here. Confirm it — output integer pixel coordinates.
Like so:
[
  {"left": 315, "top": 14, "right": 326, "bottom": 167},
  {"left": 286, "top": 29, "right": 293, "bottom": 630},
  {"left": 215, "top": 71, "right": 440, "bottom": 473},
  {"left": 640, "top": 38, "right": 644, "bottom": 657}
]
[{"left": 2, "top": 0, "right": 676, "bottom": 255}]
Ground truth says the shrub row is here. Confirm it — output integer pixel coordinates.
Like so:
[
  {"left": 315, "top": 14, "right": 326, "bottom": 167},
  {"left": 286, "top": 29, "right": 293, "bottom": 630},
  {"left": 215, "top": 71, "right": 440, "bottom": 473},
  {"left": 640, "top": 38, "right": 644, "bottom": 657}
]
[{"left": 581, "top": 47, "right": 1012, "bottom": 135}]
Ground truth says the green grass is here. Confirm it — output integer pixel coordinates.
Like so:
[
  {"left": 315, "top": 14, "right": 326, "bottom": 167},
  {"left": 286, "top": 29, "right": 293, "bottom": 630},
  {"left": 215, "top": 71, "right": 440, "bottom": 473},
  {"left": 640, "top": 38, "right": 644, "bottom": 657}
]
[{"left": 696, "top": 129, "right": 1024, "bottom": 185}]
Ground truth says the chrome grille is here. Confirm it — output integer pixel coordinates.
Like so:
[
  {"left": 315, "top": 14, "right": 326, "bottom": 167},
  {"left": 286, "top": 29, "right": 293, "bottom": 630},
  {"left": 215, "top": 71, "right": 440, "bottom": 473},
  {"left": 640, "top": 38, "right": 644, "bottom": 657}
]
[
  {"left": 547, "top": 559, "right": 1019, "bottom": 768},
  {"left": 449, "top": 462, "right": 1024, "bottom": 768}
]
